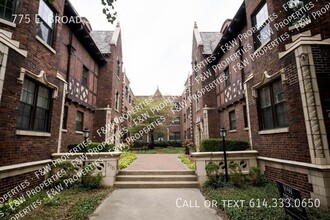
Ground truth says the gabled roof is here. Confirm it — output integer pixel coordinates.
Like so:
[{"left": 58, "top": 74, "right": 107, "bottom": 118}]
[
  {"left": 193, "top": 22, "right": 222, "bottom": 55},
  {"left": 200, "top": 32, "right": 222, "bottom": 55},
  {"left": 154, "top": 86, "right": 163, "bottom": 98},
  {"left": 90, "top": 31, "right": 114, "bottom": 54}
]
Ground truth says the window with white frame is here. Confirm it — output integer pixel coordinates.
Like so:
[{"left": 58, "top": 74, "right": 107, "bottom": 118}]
[
  {"left": 37, "top": 0, "right": 55, "bottom": 45},
  {"left": 252, "top": 3, "right": 271, "bottom": 50},
  {"left": 0, "top": 0, "right": 18, "bottom": 21},
  {"left": 258, "top": 79, "right": 288, "bottom": 130},
  {"left": 17, "top": 78, "right": 51, "bottom": 132}
]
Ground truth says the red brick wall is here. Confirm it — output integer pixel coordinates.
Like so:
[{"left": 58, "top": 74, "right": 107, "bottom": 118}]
[
  {"left": 265, "top": 166, "right": 313, "bottom": 198},
  {"left": 244, "top": 0, "right": 312, "bottom": 163},
  {"left": 312, "top": 45, "right": 330, "bottom": 145},
  {"left": 60, "top": 103, "right": 94, "bottom": 151},
  {"left": 0, "top": 172, "right": 42, "bottom": 198},
  {"left": 0, "top": 0, "right": 65, "bottom": 166}
]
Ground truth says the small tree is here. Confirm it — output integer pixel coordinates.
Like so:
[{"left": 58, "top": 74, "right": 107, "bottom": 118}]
[{"left": 128, "top": 97, "right": 175, "bottom": 149}]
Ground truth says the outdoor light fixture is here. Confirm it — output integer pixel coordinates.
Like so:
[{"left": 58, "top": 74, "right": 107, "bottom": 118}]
[
  {"left": 83, "top": 128, "right": 90, "bottom": 139},
  {"left": 220, "top": 127, "right": 227, "bottom": 138},
  {"left": 220, "top": 127, "right": 229, "bottom": 182}
]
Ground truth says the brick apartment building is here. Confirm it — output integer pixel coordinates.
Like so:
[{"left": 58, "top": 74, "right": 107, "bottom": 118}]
[
  {"left": 135, "top": 87, "right": 183, "bottom": 142},
  {"left": 183, "top": 0, "right": 330, "bottom": 207},
  {"left": 0, "top": 0, "right": 133, "bottom": 196},
  {"left": 186, "top": 22, "right": 222, "bottom": 147}
]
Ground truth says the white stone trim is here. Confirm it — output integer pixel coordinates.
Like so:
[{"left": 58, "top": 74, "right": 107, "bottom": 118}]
[
  {"left": 258, "top": 127, "right": 289, "bottom": 135},
  {"left": 18, "top": 68, "right": 58, "bottom": 98},
  {"left": 0, "top": 160, "right": 52, "bottom": 179},
  {"left": 111, "top": 25, "right": 120, "bottom": 46},
  {"left": 16, "top": 130, "right": 51, "bottom": 137},
  {"left": 279, "top": 31, "right": 330, "bottom": 59},
  {"left": 0, "top": 18, "right": 16, "bottom": 28},
  {"left": 35, "top": 35, "right": 56, "bottom": 54},
  {"left": 0, "top": 29, "right": 27, "bottom": 57}
]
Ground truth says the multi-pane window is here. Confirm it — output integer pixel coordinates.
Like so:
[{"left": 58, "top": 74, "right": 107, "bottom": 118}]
[
  {"left": 172, "top": 117, "right": 180, "bottom": 125},
  {"left": 115, "top": 91, "right": 119, "bottom": 111},
  {"left": 224, "top": 67, "right": 230, "bottom": 88},
  {"left": 252, "top": 3, "right": 271, "bottom": 49},
  {"left": 0, "top": 0, "right": 17, "bottom": 21},
  {"left": 62, "top": 106, "right": 68, "bottom": 129},
  {"left": 81, "top": 66, "right": 89, "bottom": 87},
  {"left": 17, "top": 78, "right": 51, "bottom": 132},
  {"left": 258, "top": 79, "right": 288, "bottom": 130},
  {"left": 37, "top": 0, "right": 55, "bottom": 45},
  {"left": 129, "top": 95, "right": 132, "bottom": 104},
  {"left": 243, "top": 105, "right": 248, "bottom": 128},
  {"left": 76, "top": 111, "right": 83, "bottom": 131},
  {"left": 229, "top": 110, "right": 237, "bottom": 130},
  {"left": 170, "top": 132, "right": 181, "bottom": 141}
]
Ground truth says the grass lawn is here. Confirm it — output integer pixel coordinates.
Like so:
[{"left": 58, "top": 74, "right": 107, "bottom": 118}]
[
  {"left": 204, "top": 182, "right": 330, "bottom": 220},
  {"left": 3, "top": 187, "right": 112, "bottom": 220}
]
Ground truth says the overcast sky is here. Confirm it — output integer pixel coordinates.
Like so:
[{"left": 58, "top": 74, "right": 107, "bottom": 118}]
[{"left": 70, "top": 0, "right": 243, "bottom": 96}]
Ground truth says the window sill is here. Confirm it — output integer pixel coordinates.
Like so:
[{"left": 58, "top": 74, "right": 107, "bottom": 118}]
[
  {"left": 62, "top": 129, "right": 67, "bottom": 133},
  {"left": 288, "top": 19, "right": 311, "bottom": 31},
  {"left": 35, "top": 36, "right": 56, "bottom": 54},
  {"left": 253, "top": 38, "right": 271, "bottom": 55},
  {"left": 16, "top": 130, "right": 51, "bottom": 137},
  {"left": 229, "top": 130, "right": 237, "bottom": 133},
  {"left": 75, "top": 131, "right": 83, "bottom": 135},
  {"left": 0, "top": 18, "right": 16, "bottom": 28},
  {"left": 258, "top": 127, "right": 289, "bottom": 135},
  {"left": 244, "top": 127, "right": 249, "bottom": 131}
]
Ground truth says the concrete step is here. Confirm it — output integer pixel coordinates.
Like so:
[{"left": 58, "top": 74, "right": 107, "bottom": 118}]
[
  {"left": 118, "top": 170, "right": 195, "bottom": 175},
  {"left": 114, "top": 181, "right": 199, "bottom": 188},
  {"left": 116, "top": 175, "right": 197, "bottom": 182}
]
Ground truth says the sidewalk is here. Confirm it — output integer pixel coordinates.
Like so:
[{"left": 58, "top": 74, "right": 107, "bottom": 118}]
[
  {"left": 125, "top": 154, "right": 189, "bottom": 170},
  {"left": 89, "top": 154, "right": 223, "bottom": 220},
  {"left": 89, "top": 188, "right": 223, "bottom": 220}
]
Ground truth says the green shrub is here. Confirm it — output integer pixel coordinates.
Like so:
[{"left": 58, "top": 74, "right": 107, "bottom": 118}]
[
  {"left": 178, "top": 154, "right": 195, "bottom": 170},
  {"left": 154, "top": 141, "right": 169, "bottom": 148},
  {"left": 132, "top": 140, "right": 147, "bottom": 148},
  {"left": 205, "top": 162, "right": 225, "bottom": 188},
  {"left": 81, "top": 172, "right": 103, "bottom": 189},
  {"left": 67, "top": 142, "right": 115, "bottom": 153},
  {"left": 200, "top": 139, "right": 249, "bottom": 152},
  {"left": 247, "top": 167, "right": 266, "bottom": 187},
  {"left": 205, "top": 162, "right": 220, "bottom": 176},
  {"left": 168, "top": 140, "right": 182, "bottom": 147},
  {"left": 49, "top": 162, "right": 77, "bottom": 188},
  {"left": 229, "top": 161, "right": 245, "bottom": 187},
  {"left": 119, "top": 152, "right": 137, "bottom": 169}
]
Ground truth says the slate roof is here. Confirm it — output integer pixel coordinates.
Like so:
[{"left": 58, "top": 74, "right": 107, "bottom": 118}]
[
  {"left": 90, "top": 31, "right": 114, "bottom": 54},
  {"left": 200, "top": 32, "right": 222, "bottom": 55}
]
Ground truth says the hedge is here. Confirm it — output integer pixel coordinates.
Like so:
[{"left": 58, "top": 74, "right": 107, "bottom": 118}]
[
  {"left": 130, "top": 140, "right": 183, "bottom": 148},
  {"left": 67, "top": 142, "right": 115, "bottom": 153},
  {"left": 199, "top": 139, "right": 249, "bottom": 152}
]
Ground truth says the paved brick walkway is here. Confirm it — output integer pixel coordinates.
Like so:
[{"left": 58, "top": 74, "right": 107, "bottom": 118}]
[{"left": 125, "top": 154, "right": 189, "bottom": 170}]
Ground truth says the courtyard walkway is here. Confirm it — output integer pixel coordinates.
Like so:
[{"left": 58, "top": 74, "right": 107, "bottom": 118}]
[
  {"left": 89, "top": 154, "right": 223, "bottom": 220},
  {"left": 125, "top": 154, "right": 189, "bottom": 170}
]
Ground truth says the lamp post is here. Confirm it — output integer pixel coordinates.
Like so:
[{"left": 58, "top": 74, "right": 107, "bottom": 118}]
[
  {"left": 220, "top": 127, "right": 229, "bottom": 182},
  {"left": 82, "top": 128, "right": 90, "bottom": 168}
]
